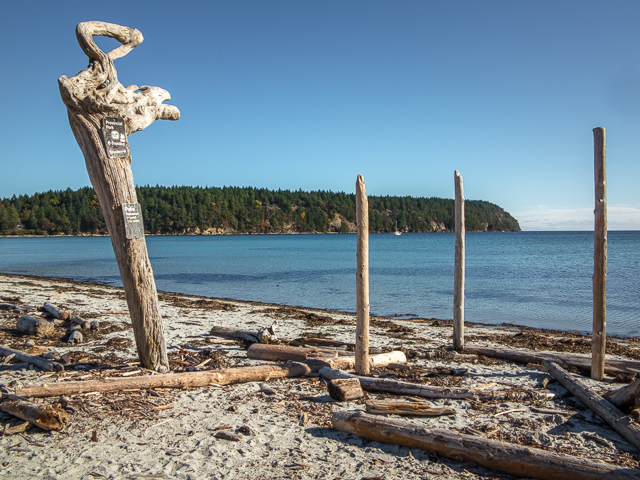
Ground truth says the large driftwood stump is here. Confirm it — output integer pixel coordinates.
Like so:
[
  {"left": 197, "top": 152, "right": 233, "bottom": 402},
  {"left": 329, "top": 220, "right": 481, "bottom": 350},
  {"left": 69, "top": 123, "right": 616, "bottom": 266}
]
[{"left": 58, "top": 22, "right": 180, "bottom": 372}]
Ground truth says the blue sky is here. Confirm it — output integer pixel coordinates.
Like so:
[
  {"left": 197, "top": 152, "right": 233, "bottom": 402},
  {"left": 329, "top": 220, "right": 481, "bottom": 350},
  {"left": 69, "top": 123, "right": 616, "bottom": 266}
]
[{"left": 1, "top": 1, "right": 640, "bottom": 230}]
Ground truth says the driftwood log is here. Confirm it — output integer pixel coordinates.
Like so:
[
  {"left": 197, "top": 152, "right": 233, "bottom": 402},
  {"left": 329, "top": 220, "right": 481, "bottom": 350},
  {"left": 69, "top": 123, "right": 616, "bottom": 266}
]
[
  {"left": 543, "top": 360, "right": 640, "bottom": 451},
  {"left": 16, "top": 362, "right": 310, "bottom": 398},
  {"left": 290, "top": 338, "right": 354, "bottom": 349},
  {"left": 0, "top": 346, "right": 63, "bottom": 372},
  {"left": 16, "top": 315, "right": 54, "bottom": 337},
  {"left": 592, "top": 126, "right": 607, "bottom": 381},
  {"left": 366, "top": 400, "right": 456, "bottom": 417},
  {"left": 332, "top": 410, "right": 640, "bottom": 480},
  {"left": 0, "top": 396, "right": 69, "bottom": 431},
  {"left": 453, "top": 170, "right": 465, "bottom": 350},
  {"left": 466, "top": 345, "right": 640, "bottom": 375},
  {"left": 59, "top": 22, "right": 180, "bottom": 372},
  {"left": 603, "top": 378, "right": 640, "bottom": 411},
  {"left": 43, "top": 302, "right": 69, "bottom": 320},
  {"left": 327, "top": 378, "right": 364, "bottom": 401},
  {"left": 355, "top": 174, "right": 370, "bottom": 375}
]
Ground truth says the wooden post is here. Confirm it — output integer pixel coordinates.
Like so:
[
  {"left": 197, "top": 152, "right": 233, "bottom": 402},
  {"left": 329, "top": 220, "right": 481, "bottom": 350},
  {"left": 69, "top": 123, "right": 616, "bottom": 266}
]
[
  {"left": 453, "top": 170, "right": 465, "bottom": 350},
  {"left": 592, "top": 127, "right": 607, "bottom": 381},
  {"left": 58, "top": 22, "right": 180, "bottom": 372},
  {"left": 355, "top": 174, "right": 370, "bottom": 375}
]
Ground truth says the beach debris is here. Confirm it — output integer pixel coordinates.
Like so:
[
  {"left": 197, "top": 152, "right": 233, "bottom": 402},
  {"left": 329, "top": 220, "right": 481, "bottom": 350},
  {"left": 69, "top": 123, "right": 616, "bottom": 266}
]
[
  {"left": 257, "top": 320, "right": 278, "bottom": 343},
  {"left": 237, "top": 425, "right": 255, "bottom": 436},
  {"left": 16, "top": 361, "right": 312, "bottom": 398},
  {"left": 543, "top": 360, "right": 640, "bottom": 452},
  {"left": 297, "top": 412, "right": 308, "bottom": 426},
  {"left": 215, "top": 430, "right": 242, "bottom": 442},
  {"left": 67, "top": 331, "right": 83, "bottom": 344},
  {"left": 466, "top": 345, "right": 640, "bottom": 376},
  {"left": 209, "top": 326, "right": 260, "bottom": 344},
  {"left": 69, "top": 324, "right": 81, "bottom": 332},
  {"left": 43, "top": 302, "right": 69, "bottom": 320},
  {"left": 1, "top": 421, "right": 29, "bottom": 436},
  {"left": 48, "top": 292, "right": 67, "bottom": 301},
  {"left": 603, "top": 378, "right": 640, "bottom": 411},
  {"left": 332, "top": 410, "right": 640, "bottom": 480},
  {"left": 16, "top": 314, "right": 54, "bottom": 337},
  {"left": 259, "top": 384, "right": 276, "bottom": 396},
  {"left": 0, "top": 345, "right": 62, "bottom": 372},
  {"left": 290, "top": 337, "right": 353, "bottom": 349},
  {"left": 0, "top": 303, "right": 22, "bottom": 313},
  {"left": 365, "top": 400, "right": 456, "bottom": 417},
  {"left": 90, "top": 320, "right": 99, "bottom": 330},
  {"left": 327, "top": 378, "right": 364, "bottom": 402},
  {"left": 91, "top": 430, "right": 98, "bottom": 442},
  {"left": 0, "top": 395, "right": 69, "bottom": 431}
]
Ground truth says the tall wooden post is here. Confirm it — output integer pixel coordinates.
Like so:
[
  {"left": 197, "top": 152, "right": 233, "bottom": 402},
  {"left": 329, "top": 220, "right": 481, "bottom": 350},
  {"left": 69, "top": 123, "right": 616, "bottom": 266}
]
[
  {"left": 453, "top": 171, "right": 465, "bottom": 350},
  {"left": 58, "top": 22, "right": 180, "bottom": 372},
  {"left": 592, "top": 127, "right": 607, "bottom": 380},
  {"left": 355, "top": 174, "right": 370, "bottom": 375}
]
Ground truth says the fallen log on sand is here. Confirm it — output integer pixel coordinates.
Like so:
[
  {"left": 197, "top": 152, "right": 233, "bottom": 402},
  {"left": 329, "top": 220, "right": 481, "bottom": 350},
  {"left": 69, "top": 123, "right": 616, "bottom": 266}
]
[
  {"left": 603, "top": 378, "right": 640, "bottom": 411},
  {"left": 16, "top": 362, "right": 311, "bottom": 398},
  {"left": 209, "top": 326, "right": 260, "bottom": 343},
  {"left": 248, "top": 344, "right": 406, "bottom": 369},
  {"left": 43, "top": 302, "right": 69, "bottom": 320},
  {"left": 332, "top": 410, "right": 640, "bottom": 480},
  {"left": 0, "top": 345, "right": 63, "bottom": 372},
  {"left": 365, "top": 400, "right": 456, "bottom": 417},
  {"left": 543, "top": 360, "right": 640, "bottom": 451},
  {"left": 466, "top": 345, "right": 640, "bottom": 375},
  {"left": 327, "top": 378, "right": 364, "bottom": 401},
  {"left": 0, "top": 396, "right": 69, "bottom": 431}
]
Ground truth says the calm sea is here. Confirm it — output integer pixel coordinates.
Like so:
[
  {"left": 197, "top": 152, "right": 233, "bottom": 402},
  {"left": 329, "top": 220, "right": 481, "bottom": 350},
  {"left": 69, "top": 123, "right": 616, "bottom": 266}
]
[{"left": 0, "top": 232, "right": 638, "bottom": 336}]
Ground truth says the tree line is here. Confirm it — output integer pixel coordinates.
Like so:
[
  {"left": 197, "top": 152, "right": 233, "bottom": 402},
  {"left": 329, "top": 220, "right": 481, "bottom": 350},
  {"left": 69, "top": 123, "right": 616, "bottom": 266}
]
[{"left": 0, "top": 185, "right": 520, "bottom": 235}]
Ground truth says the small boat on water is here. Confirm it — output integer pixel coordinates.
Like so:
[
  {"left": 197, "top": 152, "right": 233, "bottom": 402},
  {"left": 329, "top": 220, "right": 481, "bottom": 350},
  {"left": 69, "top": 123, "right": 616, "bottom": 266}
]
[{"left": 393, "top": 220, "right": 401, "bottom": 236}]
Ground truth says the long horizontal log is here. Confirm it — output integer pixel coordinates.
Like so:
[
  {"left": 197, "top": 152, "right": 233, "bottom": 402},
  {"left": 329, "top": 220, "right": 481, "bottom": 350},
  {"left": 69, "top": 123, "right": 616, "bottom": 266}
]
[
  {"left": 16, "top": 362, "right": 311, "bottom": 398},
  {"left": 0, "top": 345, "right": 63, "bottom": 372},
  {"left": 543, "top": 360, "right": 640, "bottom": 451},
  {"left": 43, "top": 302, "right": 69, "bottom": 320},
  {"left": 467, "top": 345, "right": 640, "bottom": 375},
  {"left": 209, "top": 326, "right": 260, "bottom": 343},
  {"left": 365, "top": 400, "right": 456, "bottom": 416},
  {"left": 0, "top": 397, "right": 69, "bottom": 431},
  {"left": 332, "top": 410, "right": 640, "bottom": 480}
]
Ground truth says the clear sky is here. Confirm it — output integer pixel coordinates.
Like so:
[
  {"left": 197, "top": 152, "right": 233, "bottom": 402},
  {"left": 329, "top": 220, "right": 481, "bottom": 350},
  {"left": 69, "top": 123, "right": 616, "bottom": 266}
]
[{"left": 2, "top": 1, "right": 640, "bottom": 230}]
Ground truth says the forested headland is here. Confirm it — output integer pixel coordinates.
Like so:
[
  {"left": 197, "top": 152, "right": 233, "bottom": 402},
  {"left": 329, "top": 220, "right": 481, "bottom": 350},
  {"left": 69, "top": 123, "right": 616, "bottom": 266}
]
[{"left": 0, "top": 185, "right": 520, "bottom": 235}]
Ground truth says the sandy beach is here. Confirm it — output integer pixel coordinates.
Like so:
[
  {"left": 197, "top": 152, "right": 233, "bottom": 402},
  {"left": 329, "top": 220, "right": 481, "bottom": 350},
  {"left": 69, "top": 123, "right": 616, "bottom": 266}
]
[{"left": 0, "top": 272, "right": 639, "bottom": 479}]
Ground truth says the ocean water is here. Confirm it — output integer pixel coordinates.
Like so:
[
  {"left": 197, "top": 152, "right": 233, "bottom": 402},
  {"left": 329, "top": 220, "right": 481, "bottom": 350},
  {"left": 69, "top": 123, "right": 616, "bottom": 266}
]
[{"left": 0, "top": 232, "right": 638, "bottom": 336}]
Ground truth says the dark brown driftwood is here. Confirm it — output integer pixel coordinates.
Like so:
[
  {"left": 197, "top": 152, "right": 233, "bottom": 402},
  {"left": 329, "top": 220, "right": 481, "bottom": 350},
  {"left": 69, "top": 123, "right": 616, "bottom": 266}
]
[
  {"left": 543, "top": 360, "right": 640, "bottom": 451},
  {"left": 0, "top": 397, "right": 69, "bottom": 431},
  {"left": 366, "top": 400, "right": 456, "bottom": 416},
  {"left": 603, "top": 379, "right": 640, "bottom": 411},
  {"left": 332, "top": 410, "right": 640, "bottom": 480},
  {"left": 16, "top": 362, "right": 310, "bottom": 398},
  {"left": 466, "top": 345, "right": 640, "bottom": 375},
  {"left": 327, "top": 378, "right": 364, "bottom": 401},
  {"left": 0, "top": 346, "right": 63, "bottom": 372}
]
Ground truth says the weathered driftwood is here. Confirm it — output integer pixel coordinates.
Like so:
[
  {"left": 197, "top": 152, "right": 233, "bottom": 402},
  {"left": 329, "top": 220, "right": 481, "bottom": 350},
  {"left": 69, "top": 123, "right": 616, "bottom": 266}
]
[
  {"left": 332, "top": 410, "right": 640, "bottom": 480},
  {"left": 2, "top": 421, "right": 30, "bottom": 435},
  {"left": 543, "top": 360, "right": 640, "bottom": 451},
  {"left": 366, "top": 400, "right": 456, "bottom": 416},
  {"left": 16, "top": 362, "right": 310, "bottom": 398},
  {"left": 327, "top": 378, "right": 364, "bottom": 401},
  {"left": 67, "top": 331, "right": 83, "bottom": 344},
  {"left": 59, "top": 22, "right": 180, "bottom": 372},
  {"left": 592, "top": 127, "right": 607, "bottom": 381},
  {"left": 603, "top": 378, "right": 640, "bottom": 411},
  {"left": 16, "top": 315, "right": 54, "bottom": 337},
  {"left": 355, "top": 174, "right": 370, "bottom": 375},
  {"left": 0, "top": 346, "right": 63, "bottom": 372},
  {"left": 0, "top": 397, "right": 69, "bottom": 431},
  {"left": 209, "top": 326, "right": 260, "bottom": 343},
  {"left": 465, "top": 345, "right": 640, "bottom": 375},
  {"left": 289, "top": 337, "right": 354, "bottom": 349},
  {"left": 43, "top": 302, "right": 69, "bottom": 320},
  {"left": 453, "top": 170, "right": 465, "bottom": 350}
]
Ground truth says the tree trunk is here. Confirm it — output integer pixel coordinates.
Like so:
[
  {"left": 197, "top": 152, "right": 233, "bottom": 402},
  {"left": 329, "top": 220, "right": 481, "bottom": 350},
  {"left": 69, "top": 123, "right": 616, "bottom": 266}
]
[
  {"left": 16, "top": 362, "right": 311, "bottom": 398},
  {"left": 0, "top": 397, "right": 69, "bottom": 431},
  {"left": 543, "top": 360, "right": 640, "bottom": 451},
  {"left": 355, "top": 174, "right": 370, "bottom": 375},
  {"left": 592, "top": 127, "right": 607, "bottom": 381},
  {"left": 58, "top": 22, "right": 180, "bottom": 372},
  {"left": 332, "top": 410, "right": 640, "bottom": 480},
  {"left": 453, "top": 170, "right": 465, "bottom": 350}
]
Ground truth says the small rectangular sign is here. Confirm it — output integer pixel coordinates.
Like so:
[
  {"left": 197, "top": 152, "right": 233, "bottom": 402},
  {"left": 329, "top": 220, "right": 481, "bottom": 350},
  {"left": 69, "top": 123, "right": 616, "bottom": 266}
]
[
  {"left": 102, "top": 117, "right": 129, "bottom": 159},
  {"left": 122, "top": 203, "right": 145, "bottom": 239}
]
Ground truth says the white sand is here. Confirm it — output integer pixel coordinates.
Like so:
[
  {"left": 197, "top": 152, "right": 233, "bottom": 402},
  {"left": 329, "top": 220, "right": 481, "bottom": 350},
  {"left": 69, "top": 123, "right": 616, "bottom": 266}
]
[{"left": 0, "top": 273, "right": 637, "bottom": 479}]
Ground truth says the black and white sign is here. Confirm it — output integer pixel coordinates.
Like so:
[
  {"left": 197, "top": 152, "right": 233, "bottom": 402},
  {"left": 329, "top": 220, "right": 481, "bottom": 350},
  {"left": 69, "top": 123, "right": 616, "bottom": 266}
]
[
  {"left": 122, "top": 203, "right": 145, "bottom": 239},
  {"left": 102, "top": 117, "right": 129, "bottom": 159}
]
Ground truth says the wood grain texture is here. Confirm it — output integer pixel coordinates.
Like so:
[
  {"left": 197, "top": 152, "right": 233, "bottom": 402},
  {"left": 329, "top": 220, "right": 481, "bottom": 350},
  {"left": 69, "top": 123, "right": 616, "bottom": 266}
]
[
  {"left": 0, "top": 345, "right": 63, "bottom": 372},
  {"left": 592, "top": 127, "right": 607, "bottom": 381},
  {"left": 58, "top": 22, "right": 180, "bottom": 372},
  {"left": 332, "top": 410, "right": 640, "bottom": 480},
  {"left": 355, "top": 174, "right": 370, "bottom": 375},
  {"left": 453, "top": 170, "right": 465, "bottom": 350}
]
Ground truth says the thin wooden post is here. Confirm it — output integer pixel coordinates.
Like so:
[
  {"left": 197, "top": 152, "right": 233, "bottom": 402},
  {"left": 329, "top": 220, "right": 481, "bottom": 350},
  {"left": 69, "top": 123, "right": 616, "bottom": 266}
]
[
  {"left": 355, "top": 174, "right": 370, "bottom": 375},
  {"left": 453, "top": 170, "right": 465, "bottom": 350},
  {"left": 592, "top": 127, "right": 607, "bottom": 380},
  {"left": 58, "top": 22, "right": 180, "bottom": 372}
]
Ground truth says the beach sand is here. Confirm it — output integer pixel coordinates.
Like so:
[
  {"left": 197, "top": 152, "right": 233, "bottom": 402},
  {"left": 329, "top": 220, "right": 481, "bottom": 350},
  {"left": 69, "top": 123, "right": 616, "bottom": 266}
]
[{"left": 0, "top": 272, "right": 638, "bottom": 479}]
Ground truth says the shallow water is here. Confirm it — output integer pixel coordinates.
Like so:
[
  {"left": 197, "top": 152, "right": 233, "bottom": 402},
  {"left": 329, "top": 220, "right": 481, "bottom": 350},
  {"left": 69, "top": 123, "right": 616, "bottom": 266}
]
[{"left": 0, "top": 231, "right": 638, "bottom": 335}]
